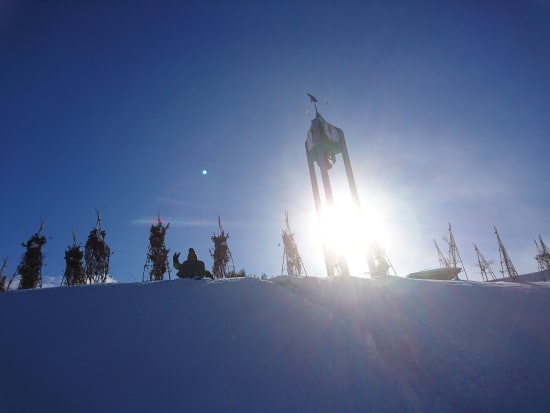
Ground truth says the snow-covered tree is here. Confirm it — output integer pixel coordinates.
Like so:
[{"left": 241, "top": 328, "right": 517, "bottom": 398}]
[
  {"left": 210, "top": 216, "right": 234, "bottom": 279},
  {"left": 143, "top": 214, "right": 170, "bottom": 282},
  {"left": 62, "top": 231, "right": 86, "bottom": 286},
  {"left": 16, "top": 223, "right": 47, "bottom": 290},
  {"left": 85, "top": 210, "right": 111, "bottom": 284},
  {"left": 535, "top": 234, "right": 550, "bottom": 279},
  {"left": 0, "top": 257, "right": 7, "bottom": 292},
  {"left": 281, "top": 211, "right": 306, "bottom": 277}
]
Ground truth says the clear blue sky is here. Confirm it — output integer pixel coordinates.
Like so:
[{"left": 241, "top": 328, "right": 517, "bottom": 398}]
[{"left": 1, "top": 0, "right": 548, "bottom": 283}]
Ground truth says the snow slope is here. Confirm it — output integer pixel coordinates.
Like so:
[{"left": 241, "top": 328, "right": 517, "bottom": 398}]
[{"left": 1, "top": 276, "right": 550, "bottom": 412}]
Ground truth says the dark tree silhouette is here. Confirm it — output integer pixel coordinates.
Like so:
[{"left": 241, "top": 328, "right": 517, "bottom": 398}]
[
  {"left": 15, "top": 223, "right": 47, "bottom": 290},
  {"left": 210, "top": 216, "right": 234, "bottom": 279},
  {"left": 281, "top": 211, "right": 307, "bottom": 277},
  {"left": 143, "top": 213, "right": 171, "bottom": 282},
  {"left": 62, "top": 231, "right": 86, "bottom": 286},
  {"left": 0, "top": 257, "right": 7, "bottom": 292},
  {"left": 85, "top": 210, "right": 111, "bottom": 284}
]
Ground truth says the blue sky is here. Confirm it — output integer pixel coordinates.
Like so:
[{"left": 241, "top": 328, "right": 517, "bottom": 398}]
[{"left": 1, "top": 0, "right": 549, "bottom": 283}]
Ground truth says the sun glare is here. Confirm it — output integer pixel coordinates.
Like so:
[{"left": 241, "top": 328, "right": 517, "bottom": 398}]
[{"left": 314, "top": 192, "right": 391, "bottom": 277}]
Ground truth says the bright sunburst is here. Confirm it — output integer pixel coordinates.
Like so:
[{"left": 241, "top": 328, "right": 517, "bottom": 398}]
[{"left": 316, "top": 190, "right": 391, "bottom": 277}]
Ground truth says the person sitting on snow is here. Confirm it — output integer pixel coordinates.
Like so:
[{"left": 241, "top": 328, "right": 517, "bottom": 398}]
[{"left": 173, "top": 248, "right": 211, "bottom": 279}]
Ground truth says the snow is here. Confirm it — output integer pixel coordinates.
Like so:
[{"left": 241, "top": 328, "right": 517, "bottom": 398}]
[{"left": 1, "top": 275, "right": 550, "bottom": 412}]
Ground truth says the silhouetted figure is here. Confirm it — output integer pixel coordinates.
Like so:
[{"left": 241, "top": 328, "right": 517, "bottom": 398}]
[{"left": 173, "top": 248, "right": 212, "bottom": 279}]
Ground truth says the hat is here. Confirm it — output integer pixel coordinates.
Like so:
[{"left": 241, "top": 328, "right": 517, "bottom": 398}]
[{"left": 188, "top": 248, "right": 198, "bottom": 260}]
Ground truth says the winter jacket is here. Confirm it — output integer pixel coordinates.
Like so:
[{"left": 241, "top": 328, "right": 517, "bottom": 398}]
[{"left": 173, "top": 257, "right": 206, "bottom": 279}]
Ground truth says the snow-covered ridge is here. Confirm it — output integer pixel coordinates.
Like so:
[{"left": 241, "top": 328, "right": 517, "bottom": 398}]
[{"left": 1, "top": 276, "right": 550, "bottom": 412}]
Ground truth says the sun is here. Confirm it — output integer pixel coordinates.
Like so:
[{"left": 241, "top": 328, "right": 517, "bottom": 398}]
[{"left": 316, "top": 192, "right": 390, "bottom": 277}]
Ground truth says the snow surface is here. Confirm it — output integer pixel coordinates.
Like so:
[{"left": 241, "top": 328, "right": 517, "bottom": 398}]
[{"left": 1, "top": 276, "right": 550, "bottom": 412}]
